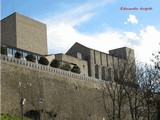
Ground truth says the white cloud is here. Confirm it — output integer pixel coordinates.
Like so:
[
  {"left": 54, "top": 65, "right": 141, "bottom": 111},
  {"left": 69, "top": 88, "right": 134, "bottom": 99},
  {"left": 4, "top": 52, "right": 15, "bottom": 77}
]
[
  {"left": 43, "top": 0, "right": 113, "bottom": 27},
  {"left": 46, "top": 21, "right": 160, "bottom": 64},
  {"left": 125, "top": 14, "right": 138, "bottom": 24},
  {"left": 43, "top": 3, "right": 160, "bottom": 64},
  {"left": 124, "top": 32, "right": 140, "bottom": 41},
  {"left": 135, "top": 26, "right": 160, "bottom": 63},
  {"left": 123, "top": 32, "right": 140, "bottom": 47},
  {"left": 44, "top": 4, "right": 95, "bottom": 27},
  {"left": 47, "top": 22, "right": 126, "bottom": 54}
]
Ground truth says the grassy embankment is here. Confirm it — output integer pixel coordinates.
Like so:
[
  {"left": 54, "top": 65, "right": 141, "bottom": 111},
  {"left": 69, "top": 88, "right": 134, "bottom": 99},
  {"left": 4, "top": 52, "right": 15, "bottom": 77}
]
[{"left": 0, "top": 113, "right": 31, "bottom": 120}]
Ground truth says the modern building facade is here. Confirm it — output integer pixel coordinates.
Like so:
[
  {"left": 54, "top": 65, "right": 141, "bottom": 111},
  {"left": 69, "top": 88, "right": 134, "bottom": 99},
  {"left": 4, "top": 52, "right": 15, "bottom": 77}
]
[
  {"left": 1, "top": 12, "right": 48, "bottom": 55},
  {"left": 1, "top": 12, "right": 135, "bottom": 82},
  {"left": 54, "top": 53, "right": 88, "bottom": 76},
  {"left": 66, "top": 42, "right": 135, "bottom": 81}
]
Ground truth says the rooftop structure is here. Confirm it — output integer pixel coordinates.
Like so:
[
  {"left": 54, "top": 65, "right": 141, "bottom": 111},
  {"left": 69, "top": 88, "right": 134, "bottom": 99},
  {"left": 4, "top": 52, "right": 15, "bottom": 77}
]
[
  {"left": 1, "top": 12, "right": 48, "bottom": 55},
  {"left": 66, "top": 42, "right": 135, "bottom": 81}
]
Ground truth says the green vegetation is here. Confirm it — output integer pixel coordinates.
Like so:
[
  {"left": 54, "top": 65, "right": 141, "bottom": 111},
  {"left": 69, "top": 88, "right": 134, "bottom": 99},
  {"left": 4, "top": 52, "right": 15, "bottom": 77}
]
[
  {"left": 0, "top": 113, "right": 31, "bottom": 120},
  {"left": 25, "top": 54, "right": 36, "bottom": 62},
  {"left": 60, "top": 63, "right": 71, "bottom": 71},
  {"left": 1, "top": 45, "right": 7, "bottom": 55},
  {"left": 38, "top": 56, "right": 49, "bottom": 65},
  {"left": 71, "top": 65, "right": 81, "bottom": 74},
  {"left": 50, "top": 59, "right": 60, "bottom": 68},
  {"left": 15, "top": 51, "right": 22, "bottom": 59}
]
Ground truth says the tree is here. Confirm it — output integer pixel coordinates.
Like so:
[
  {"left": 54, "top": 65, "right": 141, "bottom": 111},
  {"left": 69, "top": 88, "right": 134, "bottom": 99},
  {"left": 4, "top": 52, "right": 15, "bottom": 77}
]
[
  {"left": 98, "top": 56, "right": 160, "bottom": 120},
  {"left": 1, "top": 45, "right": 7, "bottom": 55},
  {"left": 60, "top": 63, "right": 71, "bottom": 71},
  {"left": 38, "top": 56, "right": 49, "bottom": 65},
  {"left": 71, "top": 65, "right": 81, "bottom": 74},
  {"left": 98, "top": 58, "right": 136, "bottom": 120},
  {"left": 15, "top": 51, "right": 22, "bottom": 59},
  {"left": 137, "top": 64, "right": 160, "bottom": 120},
  {"left": 99, "top": 82, "right": 128, "bottom": 120},
  {"left": 151, "top": 43, "right": 160, "bottom": 70},
  {"left": 25, "top": 54, "right": 36, "bottom": 62},
  {"left": 50, "top": 59, "right": 60, "bottom": 68}
]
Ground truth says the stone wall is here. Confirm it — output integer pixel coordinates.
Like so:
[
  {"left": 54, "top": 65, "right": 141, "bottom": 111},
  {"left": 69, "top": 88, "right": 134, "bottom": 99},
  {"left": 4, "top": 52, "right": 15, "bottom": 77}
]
[
  {"left": 66, "top": 43, "right": 129, "bottom": 81},
  {"left": 1, "top": 58, "right": 108, "bottom": 120},
  {"left": 109, "top": 47, "right": 135, "bottom": 60},
  {"left": 1, "top": 56, "right": 158, "bottom": 120},
  {"left": 55, "top": 53, "right": 88, "bottom": 76}
]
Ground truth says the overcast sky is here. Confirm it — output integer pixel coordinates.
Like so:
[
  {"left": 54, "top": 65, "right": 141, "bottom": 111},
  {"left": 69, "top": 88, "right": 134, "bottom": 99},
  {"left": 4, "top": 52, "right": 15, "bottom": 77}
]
[{"left": 1, "top": 0, "right": 160, "bottom": 63}]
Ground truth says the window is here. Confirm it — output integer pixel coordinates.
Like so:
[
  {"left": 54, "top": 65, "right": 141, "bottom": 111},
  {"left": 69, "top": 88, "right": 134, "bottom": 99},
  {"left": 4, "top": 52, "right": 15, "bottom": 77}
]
[
  {"left": 23, "top": 52, "right": 28, "bottom": 59},
  {"left": 7, "top": 48, "right": 13, "bottom": 56},
  {"left": 95, "top": 65, "right": 99, "bottom": 78},
  {"left": 35, "top": 55, "right": 41, "bottom": 63},
  {"left": 13, "top": 49, "right": 17, "bottom": 55},
  {"left": 83, "top": 65, "right": 85, "bottom": 68},
  {"left": 102, "top": 66, "right": 107, "bottom": 80}
]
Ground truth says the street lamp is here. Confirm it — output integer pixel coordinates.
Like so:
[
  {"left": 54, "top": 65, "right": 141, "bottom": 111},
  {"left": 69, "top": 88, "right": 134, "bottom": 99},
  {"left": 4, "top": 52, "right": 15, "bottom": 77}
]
[
  {"left": 20, "top": 98, "right": 26, "bottom": 120},
  {"left": 39, "top": 97, "right": 44, "bottom": 120}
]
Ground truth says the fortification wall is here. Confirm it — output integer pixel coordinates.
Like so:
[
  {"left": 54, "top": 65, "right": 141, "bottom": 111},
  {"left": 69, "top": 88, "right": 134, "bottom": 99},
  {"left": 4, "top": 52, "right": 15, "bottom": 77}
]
[
  {"left": 1, "top": 57, "right": 107, "bottom": 120},
  {"left": 1, "top": 55, "right": 133, "bottom": 120}
]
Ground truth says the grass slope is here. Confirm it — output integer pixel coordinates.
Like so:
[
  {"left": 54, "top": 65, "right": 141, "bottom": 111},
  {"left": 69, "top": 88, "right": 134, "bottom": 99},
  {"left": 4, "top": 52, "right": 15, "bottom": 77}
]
[{"left": 0, "top": 113, "right": 31, "bottom": 120}]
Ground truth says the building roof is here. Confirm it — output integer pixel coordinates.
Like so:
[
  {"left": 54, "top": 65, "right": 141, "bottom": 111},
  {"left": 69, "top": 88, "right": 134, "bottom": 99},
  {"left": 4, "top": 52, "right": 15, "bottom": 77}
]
[
  {"left": 67, "top": 42, "right": 134, "bottom": 55},
  {"left": 1, "top": 12, "right": 46, "bottom": 25}
]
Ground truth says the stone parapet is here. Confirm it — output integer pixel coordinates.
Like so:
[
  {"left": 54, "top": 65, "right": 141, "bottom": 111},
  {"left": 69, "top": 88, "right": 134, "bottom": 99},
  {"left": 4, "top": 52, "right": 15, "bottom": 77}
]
[{"left": 0, "top": 55, "right": 107, "bottom": 83}]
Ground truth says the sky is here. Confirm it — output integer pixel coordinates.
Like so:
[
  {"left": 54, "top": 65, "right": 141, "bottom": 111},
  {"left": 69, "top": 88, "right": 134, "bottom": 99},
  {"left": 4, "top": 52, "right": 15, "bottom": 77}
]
[{"left": 1, "top": 0, "right": 160, "bottom": 63}]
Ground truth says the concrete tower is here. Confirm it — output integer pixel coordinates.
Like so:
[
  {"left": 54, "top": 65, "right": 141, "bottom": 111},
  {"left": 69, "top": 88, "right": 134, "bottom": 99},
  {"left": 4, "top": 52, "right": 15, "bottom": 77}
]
[{"left": 1, "top": 12, "right": 48, "bottom": 55}]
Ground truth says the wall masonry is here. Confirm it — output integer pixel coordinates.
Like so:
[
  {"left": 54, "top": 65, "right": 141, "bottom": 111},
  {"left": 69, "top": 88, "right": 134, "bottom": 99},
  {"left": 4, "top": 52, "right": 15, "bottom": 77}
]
[
  {"left": 55, "top": 53, "right": 88, "bottom": 76},
  {"left": 0, "top": 55, "right": 140, "bottom": 120},
  {"left": 66, "top": 43, "right": 135, "bottom": 84},
  {"left": 101, "top": 53, "right": 108, "bottom": 67},
  {"left": 0, "top": 58, "right": 107, "bottom": 120}
]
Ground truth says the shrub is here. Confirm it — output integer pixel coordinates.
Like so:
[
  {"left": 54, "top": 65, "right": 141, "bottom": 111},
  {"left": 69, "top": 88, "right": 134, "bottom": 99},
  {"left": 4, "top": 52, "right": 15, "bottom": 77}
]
[
  {"left": 15, "top": 51, "right": 22, "bottom": 59},
  {"left": 60, "top": 63, "right": 71, "bottom": 71},
  {"left": 1, "top": 45, "right": 7, "bottom": 55},
  {"left": 38, "top": 56, "right": 49, "bottom": 65},
  {"left": 25, "top": 54, "right": 36, "bottom": 62},
  {"left": 71, "top": 65, "right": 81, "bottom": 74},
  {"left": 50, "top": 59, "right": 60, "bottom": 68}
]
